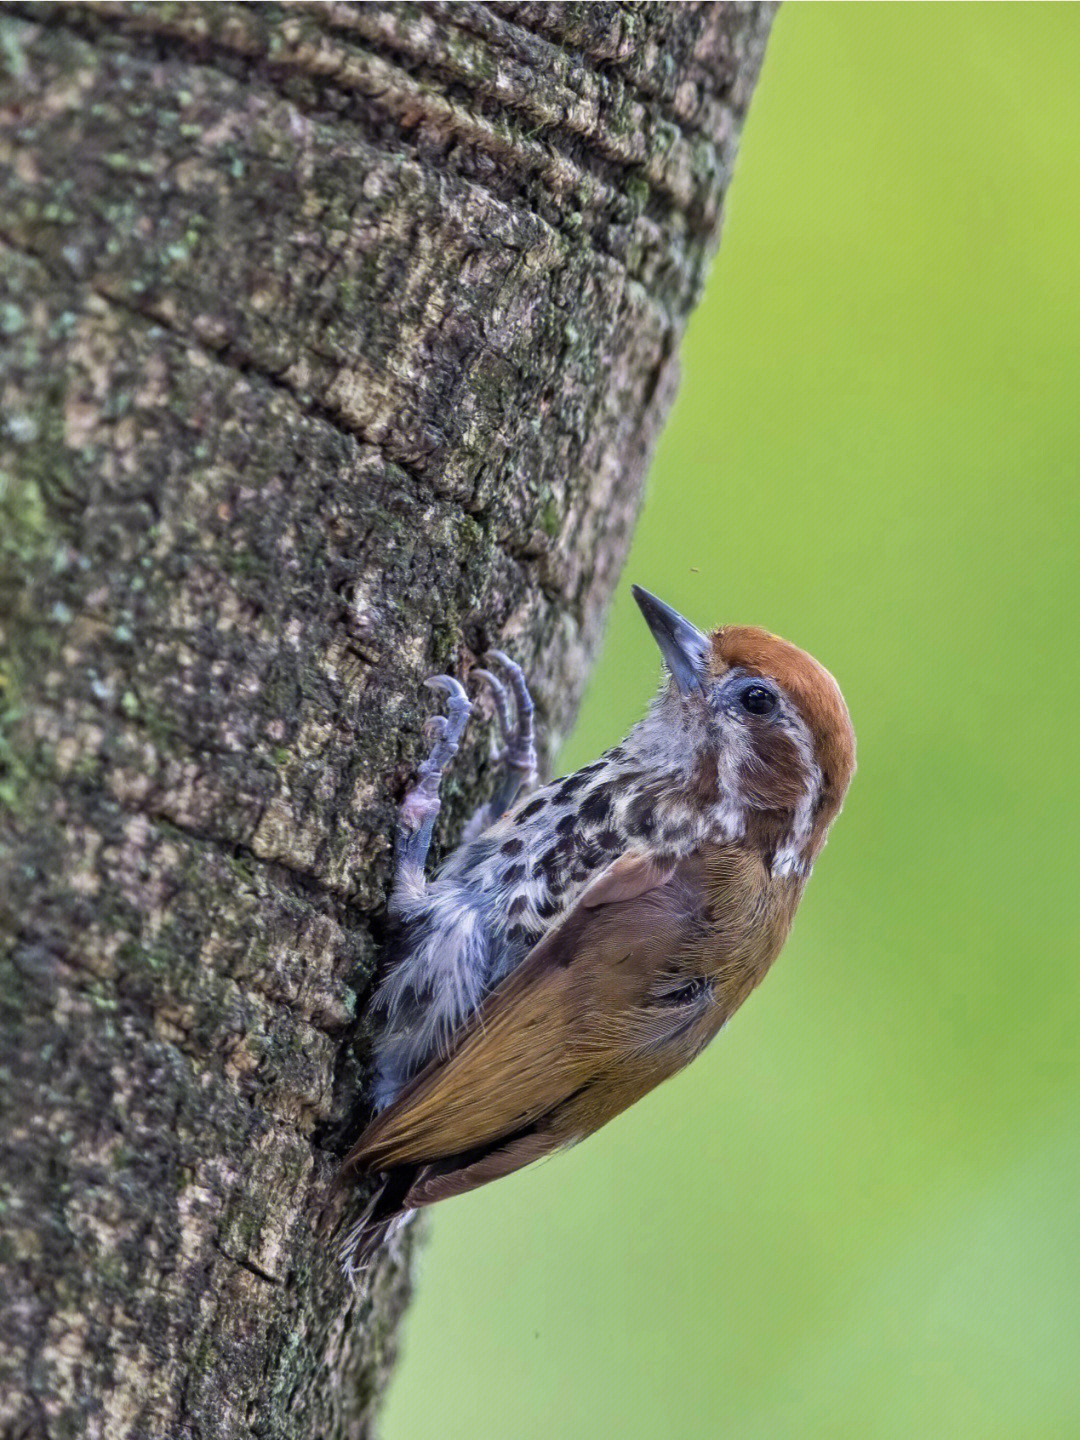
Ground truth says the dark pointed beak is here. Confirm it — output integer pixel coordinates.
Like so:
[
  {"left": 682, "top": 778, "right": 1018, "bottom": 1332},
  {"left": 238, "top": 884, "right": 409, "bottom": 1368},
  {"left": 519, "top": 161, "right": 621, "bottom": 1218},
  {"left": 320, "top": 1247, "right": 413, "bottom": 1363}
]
[{"left": 631, "top": 586, "right": 710, "bottom": 696}]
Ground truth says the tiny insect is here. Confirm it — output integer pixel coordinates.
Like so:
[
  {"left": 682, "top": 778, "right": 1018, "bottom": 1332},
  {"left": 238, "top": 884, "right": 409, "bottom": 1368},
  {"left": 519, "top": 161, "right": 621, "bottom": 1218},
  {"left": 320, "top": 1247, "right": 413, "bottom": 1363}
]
[{"left": 336, "top": 586, "right": 855, "bottom": 1277}]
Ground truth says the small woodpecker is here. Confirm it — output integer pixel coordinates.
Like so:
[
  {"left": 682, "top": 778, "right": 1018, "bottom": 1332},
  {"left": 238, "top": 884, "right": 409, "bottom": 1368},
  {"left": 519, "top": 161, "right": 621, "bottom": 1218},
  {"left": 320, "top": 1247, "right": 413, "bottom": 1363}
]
[{"left": 335, "top": 586, "right": 855, "bottom": 1278}]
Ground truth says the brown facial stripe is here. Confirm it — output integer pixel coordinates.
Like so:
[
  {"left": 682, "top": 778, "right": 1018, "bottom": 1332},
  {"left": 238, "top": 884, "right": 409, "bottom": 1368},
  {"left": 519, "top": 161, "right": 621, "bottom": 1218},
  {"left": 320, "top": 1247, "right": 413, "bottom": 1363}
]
[{"left": 740, "top": 728, "right": 813, "bottom": 811}]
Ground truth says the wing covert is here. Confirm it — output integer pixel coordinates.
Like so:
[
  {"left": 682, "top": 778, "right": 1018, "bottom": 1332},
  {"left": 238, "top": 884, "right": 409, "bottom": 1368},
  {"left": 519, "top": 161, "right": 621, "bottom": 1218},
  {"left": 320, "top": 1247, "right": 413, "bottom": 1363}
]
[{"left": 344, "top": 849, "right": 713, "bottom": 1172}]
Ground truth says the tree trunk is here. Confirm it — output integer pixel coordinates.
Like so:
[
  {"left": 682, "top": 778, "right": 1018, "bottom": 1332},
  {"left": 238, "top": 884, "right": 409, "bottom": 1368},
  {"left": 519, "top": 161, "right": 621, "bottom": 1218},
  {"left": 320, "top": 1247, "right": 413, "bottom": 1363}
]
[{"left": 0, "top": 4, "right": 776, "bottom": 1435}]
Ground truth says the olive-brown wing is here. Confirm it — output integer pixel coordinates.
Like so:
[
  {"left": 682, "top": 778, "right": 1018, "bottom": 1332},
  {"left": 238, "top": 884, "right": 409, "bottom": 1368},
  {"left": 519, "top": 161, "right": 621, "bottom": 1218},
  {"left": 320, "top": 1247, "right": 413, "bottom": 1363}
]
[{"left": 344, "top": 849, "right": 724, "bottom": 1174}]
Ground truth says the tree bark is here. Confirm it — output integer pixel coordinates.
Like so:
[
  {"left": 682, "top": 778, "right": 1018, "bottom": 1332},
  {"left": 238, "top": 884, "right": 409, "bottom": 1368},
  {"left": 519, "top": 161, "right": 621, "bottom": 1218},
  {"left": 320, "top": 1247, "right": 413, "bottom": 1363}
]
[{"left": 0, "top": 4, "right": 776, "bottom": 1436}]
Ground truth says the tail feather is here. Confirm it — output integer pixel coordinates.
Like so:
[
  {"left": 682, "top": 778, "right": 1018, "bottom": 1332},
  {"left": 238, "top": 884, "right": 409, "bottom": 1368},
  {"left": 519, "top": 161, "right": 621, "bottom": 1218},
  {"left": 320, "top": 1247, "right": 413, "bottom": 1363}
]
[
  {"left": 335, "top": 1119, "right": 557, "bottom": 1279},
  {"left": 338, "top": 1208, "right": 415, "bottom": 1286},
  {"left": 336, "top": 1164, "right": 419, "bottom": 1285}
]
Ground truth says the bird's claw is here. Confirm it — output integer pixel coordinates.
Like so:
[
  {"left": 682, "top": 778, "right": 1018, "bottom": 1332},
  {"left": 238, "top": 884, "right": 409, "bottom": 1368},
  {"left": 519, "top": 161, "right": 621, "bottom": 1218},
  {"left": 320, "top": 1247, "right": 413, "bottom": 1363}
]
[
  {"left": 471, "top": 650, "right": 538, "bottom": 821},
  {"left": 391, "top": 671, "right": 474, "bottom": 894},
  {"left": 472, "top": 668, "right": 514, "bottom": 739},
  {"left": 424, "top": 674, "right": 470, "bottom": 707},
  {"left": 419, "top": 674, "right": 472, "bottom": 748}
]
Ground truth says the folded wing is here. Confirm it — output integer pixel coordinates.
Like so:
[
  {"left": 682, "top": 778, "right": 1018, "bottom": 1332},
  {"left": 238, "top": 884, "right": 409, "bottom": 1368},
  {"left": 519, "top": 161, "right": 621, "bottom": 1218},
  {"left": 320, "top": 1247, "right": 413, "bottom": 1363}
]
[{"left": 342, "top": 848, "right": 735, "bottom": 1183}]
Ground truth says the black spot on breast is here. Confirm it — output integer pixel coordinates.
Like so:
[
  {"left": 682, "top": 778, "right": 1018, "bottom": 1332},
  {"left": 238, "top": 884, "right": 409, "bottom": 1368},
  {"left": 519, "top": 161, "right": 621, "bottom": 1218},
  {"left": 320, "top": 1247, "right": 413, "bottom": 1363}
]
[
  {"left": 517, "top": 795, "right": 548, "bottom": 820},
  {"left": 556, "top": 813, "right": 577, "bottom": 835},
  {"left": 557, "top": 772, "right": 589, "bottom": 801},
  {"left": 399, "top": 975, "right": 435, "bottom": 1008},
  {"left": 501, "top": 836, "right": 524, "bottom": 856},
  {"left": 536, "top": 894, "right": 561, "bottom": 919},
  {"left": 507, "top": 894, "right": 528, "bottom": 917},
  {"left": 597, "top": 828, "right": 623, "bottom": 851},
  {"left": 607, "top": 746, "right": 626, "bottom": 761},
  {"left": 579, "top": 759, "right": 606, "bottom": 775},
  {"left": 627, "top": 793, "right": 656, "bottom": 838},
  {"left": 502, "top": 862, "right": 526, "bottom": 884},
  {"left": 548, "top": 871, "right": 568, "bottom": 895},
  {"left": 535, "top": 844, "right": 564, "bottom": 880},
  {"left": 509, "top": 921, "right": 544, "bottom": 949},
  {"left": 579, "top": 783, "right": 615, "bottom": 826}
]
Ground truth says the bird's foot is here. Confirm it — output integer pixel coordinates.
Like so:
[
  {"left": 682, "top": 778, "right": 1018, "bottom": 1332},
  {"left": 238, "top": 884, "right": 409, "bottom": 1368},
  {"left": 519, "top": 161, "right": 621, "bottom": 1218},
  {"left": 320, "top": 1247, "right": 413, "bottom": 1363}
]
[
  {"left": 393, "top": 676, "right": 472, "bottom": 889},
  {"left": 462, "top": 652, "right": 538, "bottom": 839}
]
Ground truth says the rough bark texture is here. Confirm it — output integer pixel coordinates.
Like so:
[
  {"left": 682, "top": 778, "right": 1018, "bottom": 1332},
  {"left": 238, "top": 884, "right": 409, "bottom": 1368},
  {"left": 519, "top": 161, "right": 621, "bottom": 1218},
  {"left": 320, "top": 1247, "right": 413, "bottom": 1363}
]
[{"left": 0, "top": 4, "right": 776, "bottom": 1436}]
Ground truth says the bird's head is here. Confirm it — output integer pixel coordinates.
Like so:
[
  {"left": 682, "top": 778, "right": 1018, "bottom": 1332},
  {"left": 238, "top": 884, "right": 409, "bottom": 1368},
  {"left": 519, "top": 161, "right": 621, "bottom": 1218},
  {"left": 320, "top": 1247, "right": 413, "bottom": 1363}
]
[{"left": 632, "top": 586, "right": 856, "bottom": 875}]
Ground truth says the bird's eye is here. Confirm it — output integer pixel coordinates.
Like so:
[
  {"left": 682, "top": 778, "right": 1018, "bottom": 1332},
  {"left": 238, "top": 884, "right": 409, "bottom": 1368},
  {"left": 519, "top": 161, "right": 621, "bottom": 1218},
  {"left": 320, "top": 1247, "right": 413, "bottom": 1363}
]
[{"left": 740, "top": 683, "right": 776, "bottom": 716}]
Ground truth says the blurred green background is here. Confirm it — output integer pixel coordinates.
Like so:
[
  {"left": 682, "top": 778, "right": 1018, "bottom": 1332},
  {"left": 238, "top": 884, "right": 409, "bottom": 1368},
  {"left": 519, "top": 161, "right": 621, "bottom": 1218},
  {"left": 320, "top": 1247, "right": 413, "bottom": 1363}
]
[{"left": 385, "top": 7, "right": 1080, "bottom": 1437}]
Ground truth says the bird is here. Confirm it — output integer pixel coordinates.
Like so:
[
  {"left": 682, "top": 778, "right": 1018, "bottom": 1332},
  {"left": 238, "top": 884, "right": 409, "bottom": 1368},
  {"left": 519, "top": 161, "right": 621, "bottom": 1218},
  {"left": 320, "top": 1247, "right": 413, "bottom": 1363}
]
[{"left": 334, "top": 586, "right": 855, "bottom": 1277}]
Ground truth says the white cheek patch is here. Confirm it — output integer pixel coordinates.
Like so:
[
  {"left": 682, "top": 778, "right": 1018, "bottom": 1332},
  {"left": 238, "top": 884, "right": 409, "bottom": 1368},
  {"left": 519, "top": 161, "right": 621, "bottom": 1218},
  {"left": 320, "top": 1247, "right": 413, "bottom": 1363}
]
[
  {"left": 771, "top": 780, "right": 817, "bottom": 876},
  {"left": 769, "top": 707, "right": 822, "bottom": 878},
  {"left": 713, "top": 721, "right": 752, "bottom": 841},
  {"left": 770, "top": 846, "right": 808, "bottom": 878}
]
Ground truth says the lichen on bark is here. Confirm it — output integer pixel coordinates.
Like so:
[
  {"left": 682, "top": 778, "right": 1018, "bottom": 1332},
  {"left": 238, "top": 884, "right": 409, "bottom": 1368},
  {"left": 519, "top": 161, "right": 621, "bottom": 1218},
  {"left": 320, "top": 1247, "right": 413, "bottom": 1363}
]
[{"left": 0, "top": 4, "right": 776, "bottom": 1436}]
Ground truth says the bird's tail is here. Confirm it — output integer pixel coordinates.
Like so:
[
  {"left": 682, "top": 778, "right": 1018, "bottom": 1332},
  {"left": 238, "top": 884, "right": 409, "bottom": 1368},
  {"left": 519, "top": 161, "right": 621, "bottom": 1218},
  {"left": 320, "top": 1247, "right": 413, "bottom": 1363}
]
[{"left": 335, "top": 1165, "right": 418, "bottom": 1286}]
